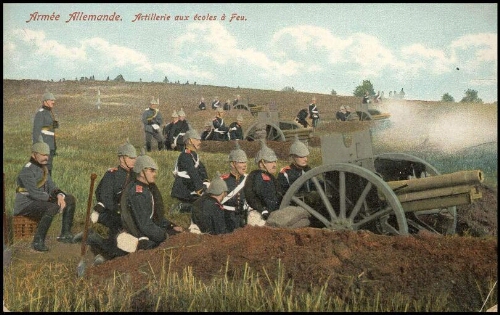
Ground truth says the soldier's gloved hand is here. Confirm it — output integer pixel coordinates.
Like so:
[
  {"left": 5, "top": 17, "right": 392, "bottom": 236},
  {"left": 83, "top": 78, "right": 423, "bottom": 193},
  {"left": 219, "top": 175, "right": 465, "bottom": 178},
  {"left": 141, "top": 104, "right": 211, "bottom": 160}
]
[
  {"left": 261, "top": 210, "right": 270, "bottom": 220},
  {"left": 170, "top": 143, "right": 176, "bottom": 149},
  {"left": 93, "top": 202, "right": 105, "bottom": 213}
]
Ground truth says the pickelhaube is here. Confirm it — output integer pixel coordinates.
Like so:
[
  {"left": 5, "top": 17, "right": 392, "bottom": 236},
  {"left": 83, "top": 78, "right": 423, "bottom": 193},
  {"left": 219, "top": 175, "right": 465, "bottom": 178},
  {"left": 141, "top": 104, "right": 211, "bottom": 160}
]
[
  {"left": 228, "top": 141, "right": 247, "bottom": 162},
  {"left": 117, "top": 138, "right": 137, "bottom": 158},
  {"left": 207, "top": 172, "right": 228, "bottom": 195},
  {"left": 184, "top": 128, "right": 201, "bottom": 141},
  {"left": 171, "top": 110, "right": 179, "bottom": 118},
  {"left": 32, "top": 135, "right": 50, "bottom": 155},
  {"left": 150, "top": 97, "right": 159, "bottom": 105},
  {"left": 177, "top": 108, "right": 186, "bottom": 117},
  {"left": 255, "top": 139, "right": 277, "bottom": 164},
  {"left": 42, "top": 91, "right": 55, "bottom": 101},
  {"left": 289, "top": 135, "right": 310, "bottom": 157},
  {"left": 133, "top": 148, "right": 158, "bottom": 173}
]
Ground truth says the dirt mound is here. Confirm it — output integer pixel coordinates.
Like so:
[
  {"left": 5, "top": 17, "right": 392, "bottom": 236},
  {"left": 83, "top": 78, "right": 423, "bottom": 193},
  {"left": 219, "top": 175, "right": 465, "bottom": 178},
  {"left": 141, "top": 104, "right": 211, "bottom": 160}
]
[{"left": 86, "top": 186, "right": 497, "bottom": 311}]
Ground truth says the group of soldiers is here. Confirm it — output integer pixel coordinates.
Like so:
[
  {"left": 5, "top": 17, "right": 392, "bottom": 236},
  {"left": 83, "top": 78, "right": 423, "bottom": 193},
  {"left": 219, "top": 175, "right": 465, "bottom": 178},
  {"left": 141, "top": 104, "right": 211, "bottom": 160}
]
[{"left": 14, "top": 91, "right": 317, "bottom": 267}]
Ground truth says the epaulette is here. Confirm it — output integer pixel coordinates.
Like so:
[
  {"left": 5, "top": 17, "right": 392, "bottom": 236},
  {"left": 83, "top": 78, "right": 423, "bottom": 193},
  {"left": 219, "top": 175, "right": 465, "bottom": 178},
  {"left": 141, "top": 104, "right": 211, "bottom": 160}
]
[
  {"left": 38, "top": 108, "right": 45, "bottom": 112},
  {"left": 135, "top": 185, "right": 143, "bottom": 193},
  {"left": 24, "top": 162, "right": 32, "bottom": 168},
  {"left": 107, "top": 167, "right": 118, "bottom": 173},
  {"left": 261, "top": 173, "right": 271, "bottom": 181},
  {"left": 221, "top": 173, "right": 231, "bottom": 180},
  {"left": 280, "top": 166, "right": 291, "bottom": 173}
]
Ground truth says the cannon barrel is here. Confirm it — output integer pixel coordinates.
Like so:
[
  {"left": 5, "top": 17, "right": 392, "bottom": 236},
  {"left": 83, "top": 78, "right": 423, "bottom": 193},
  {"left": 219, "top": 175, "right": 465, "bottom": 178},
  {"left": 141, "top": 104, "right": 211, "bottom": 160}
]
[{"left": 380, "top": 170, "right": 484, "bottom": 212}]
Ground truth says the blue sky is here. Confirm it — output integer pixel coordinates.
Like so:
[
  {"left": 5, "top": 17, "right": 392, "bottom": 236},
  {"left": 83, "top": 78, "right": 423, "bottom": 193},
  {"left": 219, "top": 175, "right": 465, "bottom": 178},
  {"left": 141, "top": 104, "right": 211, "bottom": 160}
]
[{"left": 3, "top": 3, "right": 497, "bottom": 103}]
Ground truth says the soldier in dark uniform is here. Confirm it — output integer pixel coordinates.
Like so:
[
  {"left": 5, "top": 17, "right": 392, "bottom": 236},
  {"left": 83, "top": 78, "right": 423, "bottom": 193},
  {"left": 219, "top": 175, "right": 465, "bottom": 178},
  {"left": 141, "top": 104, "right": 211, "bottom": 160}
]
[
  {"left": 191, "top": 173, "right": 229, "bottom": 235},
  {"left": 244, "top": 139, "right": 282, "bottom": 225},
  {"left": 336, "top": 106, "right": 347, "bottom": 121},
  {"left": 85, "top": 139, "right": 137, "bottom": 264},
  {"left": 32, "top": 90, "right": 59, "bottom": 176},
  {"left": 211, "top": 96, "right": 220, "bottom": 110},
  {"left": 169, "top": 108, "right": 189, "bottom": 151},
  {"left": 14, "top": 136, "right": 78, "bottom": 252},
  {"left": 198, "top": 97, "right": 206, "bottom": 110},
  {"left": 362, "top": 91, "right": 371, "bottom": 104},
  {"left": 278, "top": 136, "right": 313, "bottom": 195},
  {"left": 117, "top": 150, "right": 183, "bottom": 254},
  {"left": 295, "top": 108, "right": 310, "bottom": 128},
  {"left": 163, "top": 110, "right": 178, "bottom": 151},
  {"left": 142, "top": 97, "right": 164, "bottom": 152},
  {"left": 308, "top": 96, "right": 320, "bottom": 129},
  {"left": 171, "top": 129, "right": 210, "bottom": 213},
  {"left": 201, "top": 121, "right": 214, "bottom": 141},
  {"left": 228, "top": 114, "right": 244, "bottom": 140},
  {"left": 212, "top": 107, "right": 229, "bottom": 141},
  {"left": 220, "top": 142, "right": 249, "bottom": 232}
]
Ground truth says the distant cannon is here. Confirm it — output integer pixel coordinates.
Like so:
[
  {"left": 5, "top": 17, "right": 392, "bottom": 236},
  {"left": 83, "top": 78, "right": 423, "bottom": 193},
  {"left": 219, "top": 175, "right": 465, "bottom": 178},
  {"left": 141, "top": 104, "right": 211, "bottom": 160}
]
[
  {"left": 279, "top": 128, "right": 483, "bottom": 235},
  {"left": 244, "top": 109, "right": 313, "bottom": 142}
]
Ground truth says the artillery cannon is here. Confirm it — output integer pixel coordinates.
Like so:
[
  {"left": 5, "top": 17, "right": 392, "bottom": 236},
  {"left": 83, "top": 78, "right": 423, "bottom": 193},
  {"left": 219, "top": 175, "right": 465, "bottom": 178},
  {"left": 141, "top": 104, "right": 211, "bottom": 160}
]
[
  {"left": 354, "top": 102, "right": 391, "bottom": 121},
  {"left": 244, "top": 108, "right": 314, "bottom": 142},
  {"left": 279, "top": 128, "right": 483, "bottom": 235}
]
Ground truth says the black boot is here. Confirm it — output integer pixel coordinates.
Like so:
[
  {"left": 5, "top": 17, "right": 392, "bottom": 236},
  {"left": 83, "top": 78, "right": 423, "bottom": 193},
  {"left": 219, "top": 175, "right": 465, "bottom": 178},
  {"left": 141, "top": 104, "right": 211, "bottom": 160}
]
[
  {"left": 58, "top": 202, "right": 76, "bottom": 243},
  {"left": 32, "top": 214, "right": 54, "bottom": 252},
  {"left": 146, "top": 142, "right": 152, "bottom": 152}
]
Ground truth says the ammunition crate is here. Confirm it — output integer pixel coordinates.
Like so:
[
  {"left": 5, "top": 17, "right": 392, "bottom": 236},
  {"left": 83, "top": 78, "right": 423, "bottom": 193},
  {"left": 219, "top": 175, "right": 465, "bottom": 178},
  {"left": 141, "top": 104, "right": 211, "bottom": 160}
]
[{"left": 13, "top": 216, "right": 39, "bottom": 239}]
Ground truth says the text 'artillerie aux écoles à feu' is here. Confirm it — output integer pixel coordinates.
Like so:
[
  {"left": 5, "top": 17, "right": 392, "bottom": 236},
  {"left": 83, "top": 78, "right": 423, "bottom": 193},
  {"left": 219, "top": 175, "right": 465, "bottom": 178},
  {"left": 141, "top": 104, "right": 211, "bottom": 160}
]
[{"left": 26, "top": 12, "right": 247, "bottom": 23}]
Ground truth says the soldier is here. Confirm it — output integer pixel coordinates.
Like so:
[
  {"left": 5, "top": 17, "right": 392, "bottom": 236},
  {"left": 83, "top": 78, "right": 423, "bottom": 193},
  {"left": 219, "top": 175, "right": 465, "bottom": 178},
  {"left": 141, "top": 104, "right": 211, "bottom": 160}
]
[
  {"left": 32, "top": 90, "right": 59, "bottom": 176},
  {"left": 201, "top": 121, "right": 214, "bottom": 141},
  {"left": 198, "top": 97, "right": 206, "bottom": 110},
  {"left": 191, "top": 172, "right": 229, "bottom": 235},
  {"left": 85, "top": 139, "right": 137, "bottom": 263},
  {"left": 336, "top": 106, "right": 347, "bottom": 121},
  {"left": 141, "top": 96, "right": 164, "bottom": 152},
  {"left": 220, "top": 142, "right": 249, "bottom": 232},
  {"left": 308, "top": 96, "right": 320, "bottom": 129},
  {"left": 211, "top": 96, "right": 220, "bottom": 110},
  {"left": 228, "top": 113, "right": 244, "bottom": 140},
  {"left": 243, "top": 139, "right": 283, "bottom": 225},
  {"left": 169, "top": 108, "right": 190, "bottom": 151},
  {"left": 163, "top": 110, "right": 178, "bottom": 151},
  {"left": 14, "top": 136, "right": 78, "bottom": 252},
  {"left": 212, "top": 107, "right": 229, "bottom": 141},
  {"left": 295, "top": 108, "right": 310, "bottom": 128},
  {"left": 278, "top": 136, "right": 313, "bottom": 195},
  {"left": 170, "top": 129, "right": 210, "bottom": 213},
  {"left": 117, "top": 150, "right": 183, "bottom": 253}
]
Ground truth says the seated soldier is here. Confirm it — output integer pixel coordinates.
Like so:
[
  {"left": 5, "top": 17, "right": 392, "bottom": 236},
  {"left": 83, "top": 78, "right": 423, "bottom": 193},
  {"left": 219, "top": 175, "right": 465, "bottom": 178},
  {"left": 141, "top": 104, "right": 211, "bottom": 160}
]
[
  {"left": 336, "top": 106, "right": 347, "bottom": 121},
  {"left": 198, "top": 97, "right": 206, "bottom": 110},
  {"left": 200, "top": 121, "right": 214, "bottom": 141},
  {"left": 191, "top": 172, "right": 229, "bottom": 235},
  {"left": 117, "top": 150, "right": 183, "bottom": 254},
  {"left": 278, "top": 136, "right": 314, "bottom": 195},
  {"left": 295, "top": 108, "right": 309, "bottom": 128},
  {"left": 228, "top": 114, "right": 244, "bottom": 140}
]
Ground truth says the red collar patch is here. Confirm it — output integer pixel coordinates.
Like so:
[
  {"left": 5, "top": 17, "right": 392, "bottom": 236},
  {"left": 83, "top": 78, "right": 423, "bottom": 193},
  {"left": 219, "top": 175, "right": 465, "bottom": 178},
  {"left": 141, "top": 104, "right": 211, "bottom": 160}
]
[
  {"left": 261, "top": 173, "right": 271, "bottom": 181},
  {"left": 185, "top": 149, "right": 191, "bottom": 154},
  {"left": 135, "top": 185, "right": 143, "bottom": 193},
  {"left": 221, "top": 173, "right": 230, "bottom": 179}
]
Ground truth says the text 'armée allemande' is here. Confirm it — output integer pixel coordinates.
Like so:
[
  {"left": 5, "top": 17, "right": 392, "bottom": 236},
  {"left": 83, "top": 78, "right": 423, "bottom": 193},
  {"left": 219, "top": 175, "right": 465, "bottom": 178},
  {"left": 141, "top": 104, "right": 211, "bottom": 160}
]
[{"left": 26, "top": 12, "right": 122, "bottom": 23}]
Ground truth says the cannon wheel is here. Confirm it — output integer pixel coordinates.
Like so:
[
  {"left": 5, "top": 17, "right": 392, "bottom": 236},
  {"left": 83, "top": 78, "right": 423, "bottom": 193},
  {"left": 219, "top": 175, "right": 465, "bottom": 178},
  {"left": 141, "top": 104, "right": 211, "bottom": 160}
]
[
  {"left": 356, "top": 110, "right": 372, "bottom": 121},
  {"left": 244, "top": 121, "right": 286, "bottom": 141},
  {"left": 374, "top": 152, "right": 457, "bottom": 235},
  {"left": 279, "top": 163, "right": 409, "bottom": 235}
]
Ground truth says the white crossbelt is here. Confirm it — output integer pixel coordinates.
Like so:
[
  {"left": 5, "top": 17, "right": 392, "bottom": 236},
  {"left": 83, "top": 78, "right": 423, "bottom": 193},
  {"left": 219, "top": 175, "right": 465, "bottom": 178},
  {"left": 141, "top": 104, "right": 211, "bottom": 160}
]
[{"left": 41, "top": 130, "right": 54, "bottom": 136}]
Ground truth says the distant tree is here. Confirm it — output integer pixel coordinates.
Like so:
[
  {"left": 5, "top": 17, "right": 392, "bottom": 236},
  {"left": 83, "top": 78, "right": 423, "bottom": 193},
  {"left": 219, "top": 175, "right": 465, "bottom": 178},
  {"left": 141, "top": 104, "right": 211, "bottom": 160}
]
[
  {"left": 441, "top": 93, "right": 455, "bottom": 103},
  {"left": 331, "top": 89, "right": 337, "bottom": 96},
  {"left": 163, "top": 76, "right": 169, "bottom": 83},
  {"left": 460, "top": 89, "right": 483, "bottom": 104},
  {"left": 353, "top": 80, "right": 375, "bottom": 97},
  {"left": 281, "top": 86, "right": 296, "bottom": 92},
  {"left": 114, "top": 74, "right": 125, "bottom": 82},
  {"left": 106, "top": 76, "right": 110, "bottom": 81}
]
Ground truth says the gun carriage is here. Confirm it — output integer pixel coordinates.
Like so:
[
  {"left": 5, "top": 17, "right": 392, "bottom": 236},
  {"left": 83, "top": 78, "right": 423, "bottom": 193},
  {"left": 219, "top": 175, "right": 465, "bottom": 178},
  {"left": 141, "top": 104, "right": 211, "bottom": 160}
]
[
  {"left": 279, "top": 128, "right": 483, "bottom": 235},
  {"left": 354, "top": 102, "right": 391, "bottom": 121}
]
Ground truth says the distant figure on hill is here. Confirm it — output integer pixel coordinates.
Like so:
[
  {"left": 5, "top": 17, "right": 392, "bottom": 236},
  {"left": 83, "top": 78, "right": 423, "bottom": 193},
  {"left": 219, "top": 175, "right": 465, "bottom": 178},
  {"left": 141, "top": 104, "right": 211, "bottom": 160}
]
[
  {"left": 141, "top": 97, "right": 164, "bottom": 152},
  {"left": 198, "top": 97, "right": 206, "bottom": 110},
  {"left": 211, "top": 97, "right": 220, "bottom": 110}
]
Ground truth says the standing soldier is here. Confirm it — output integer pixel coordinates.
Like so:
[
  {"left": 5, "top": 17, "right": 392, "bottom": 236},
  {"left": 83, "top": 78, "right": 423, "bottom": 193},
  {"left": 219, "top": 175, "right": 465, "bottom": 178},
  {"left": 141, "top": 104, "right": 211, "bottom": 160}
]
[
  {"left": 170, "top": 129, "right": 210, "bottom": 213},
  {"left": 212, "top": 107, "right": 229, "bottom": 141},
  {"left": 142, "top": 96, "right": 164, "bottom": 152},
  {"left": 308, "top": 96, "right": 320, "bottom": 129},
  {"left": 220, "top": 142, "right": 249, "bottom": 232},
  {"left": 86, "top": 138, "right": 137, "bottom": 264},
  {"left": 228, "top": 114, "right": 244, "bottom": 140},
  {"left": 163, "top": 110, "right": 178, "bottom": 151},
  {"left": 14, "top": 136, "right": 78, "bottom": 251},
  {"left": 32, "top": 90, "right": 59, "bottom": 176},
  {"left": 244, "top": 139, "right": 282, "bottom": 225}
]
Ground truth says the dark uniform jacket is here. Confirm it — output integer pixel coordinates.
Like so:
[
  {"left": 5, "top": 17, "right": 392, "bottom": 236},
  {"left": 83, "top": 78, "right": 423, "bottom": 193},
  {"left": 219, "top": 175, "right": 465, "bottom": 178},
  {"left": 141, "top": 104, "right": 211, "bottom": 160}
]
[
  {"left": 201, "top": 129, "right": 214, "bottom": 141},
  {"left": 142, "top": 107, "right": 163, "bottom": 134},
  {"left": 121, "top": 180, "right": 176, "bottom": 245},
  {"left": 95, "top": 166, "right": 132, "bottom": 213},
  {"left": 296, "top": 109, "right": 309, "bottom": 127},
  {"left": 171, "top": 149, "right": 209, "bottom": 202},
  {"left": 243, "top": 169, "right": 282, "bottom": 214},
  {"left": 162, "top": 121, "right": 175, "bottom": 150},
  {"left": 191, "top": 194, "right": 227, "bottom": 235},
  {"left": 32, "top": 105, "right": 57, "bottom": 152},
  {"left": 278, "top": 164, "right": 313, "bottom": 195},
  {"left": 308, "top": 103, "right": 319, "bottom": 120},
  {"left": 14, "top": 157, "right": 64, "bottom": 214},
  {"left": 228, "top": 122, "right": 243, "bottom": 140},
  {"left": 199, "top": 101, "right": 206, "bottom": 110},
  {"left": 169, "top": 120, "right": 190, "bottom": 151},
  {"left": 221, "top": 172, "right": 247, "bottom": 231},
  {"left": 212, "top": 117, "right": 229, "bottom": 141}
]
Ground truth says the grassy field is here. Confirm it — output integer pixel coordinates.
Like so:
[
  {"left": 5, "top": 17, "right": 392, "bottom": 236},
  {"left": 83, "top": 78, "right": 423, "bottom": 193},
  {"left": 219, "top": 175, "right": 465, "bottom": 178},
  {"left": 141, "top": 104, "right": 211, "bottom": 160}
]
[{"left": 2, "top": 79, "right": 497, "bottom": 312}]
